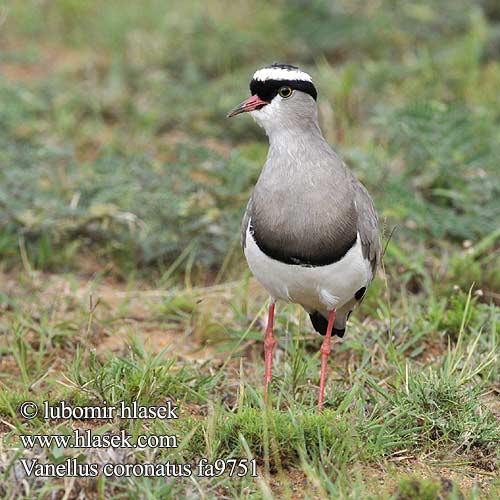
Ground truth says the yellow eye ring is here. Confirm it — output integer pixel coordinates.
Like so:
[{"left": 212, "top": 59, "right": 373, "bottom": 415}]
[{"left": 278, "top": 86, "right": 293, "bottom": 98}]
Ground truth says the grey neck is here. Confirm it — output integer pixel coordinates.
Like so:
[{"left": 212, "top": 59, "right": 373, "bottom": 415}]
[{"left": 265, "top": 112, "right": 324, "bottom": 152}]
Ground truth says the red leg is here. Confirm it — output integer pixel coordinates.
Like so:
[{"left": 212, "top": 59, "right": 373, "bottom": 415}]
[
  {"left": 264, "top": 301, "right": 276, "bottom": 403},
  {"left": 318, "top": 309, "right": 335, "bottom": 412}
]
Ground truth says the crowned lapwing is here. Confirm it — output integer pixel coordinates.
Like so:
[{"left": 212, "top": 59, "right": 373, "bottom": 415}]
[{"left": 227, "top": 64, "right": 381, "bottom": 411}]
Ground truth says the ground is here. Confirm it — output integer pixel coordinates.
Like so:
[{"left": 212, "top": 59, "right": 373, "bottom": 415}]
[{"left": 0, "top": 1, "right": 499, "bottom": 499}]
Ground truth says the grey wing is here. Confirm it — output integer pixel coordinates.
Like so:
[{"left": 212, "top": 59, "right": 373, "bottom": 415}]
[
  {"left": 354, "top": 180, "right": 381, "bottom": 277},
  {"left": 240, "top": 196, "right": 253, "bottom": 250}
]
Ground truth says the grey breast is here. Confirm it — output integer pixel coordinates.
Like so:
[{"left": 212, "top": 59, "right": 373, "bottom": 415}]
[{"left": 243, "top": 142, "right": 360, "bottom": 267}]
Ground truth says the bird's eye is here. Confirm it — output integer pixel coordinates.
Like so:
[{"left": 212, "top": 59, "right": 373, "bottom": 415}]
[{"left": 278, "top": 86, "right": 293, "bottom": 98}]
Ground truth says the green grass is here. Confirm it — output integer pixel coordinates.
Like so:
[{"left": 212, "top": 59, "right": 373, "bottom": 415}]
[{"left": 0, "top": 0, "right": 499, "bottom": 498}]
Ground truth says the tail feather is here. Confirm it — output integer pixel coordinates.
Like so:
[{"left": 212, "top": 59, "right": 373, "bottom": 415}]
[{"left": 309, "top": 311, "right": 346, "bottom": 337}]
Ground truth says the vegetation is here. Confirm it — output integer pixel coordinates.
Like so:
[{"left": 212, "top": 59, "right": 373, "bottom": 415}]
[{"left": 0, "top": 0, "right": 498, "bottom": 498}]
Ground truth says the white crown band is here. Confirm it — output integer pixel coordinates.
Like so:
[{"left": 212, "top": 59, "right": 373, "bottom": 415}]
[{"left": 252, "top": 67, "right": 313, "bottom": 83}]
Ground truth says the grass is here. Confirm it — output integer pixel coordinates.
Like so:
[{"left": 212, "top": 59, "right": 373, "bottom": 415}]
[{"left": 0, "top": 0, "right": 499, "bottom": 498}]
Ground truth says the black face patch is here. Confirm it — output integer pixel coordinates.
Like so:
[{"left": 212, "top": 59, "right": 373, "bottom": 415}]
[{"left": 250, "top": 78, "right": 317, "bottom": 102}]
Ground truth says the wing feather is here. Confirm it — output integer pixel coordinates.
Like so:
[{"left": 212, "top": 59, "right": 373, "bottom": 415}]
[
  {"left": 352, "top": 177, "right": 381, "bottom": 276},
  {"left": 240, "top": 196, "right": 253, "bottom": 250}
]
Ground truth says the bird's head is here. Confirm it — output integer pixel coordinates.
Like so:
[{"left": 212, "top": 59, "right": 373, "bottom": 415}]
[{"left": 227, "top": 63, "right": 318, "bottom": 135}]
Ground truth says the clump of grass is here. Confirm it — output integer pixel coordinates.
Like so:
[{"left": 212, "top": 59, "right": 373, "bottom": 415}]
[
  {"left": 395, "top": 475, "right": 458, "bottom": 500},
  {"left": 69, "top": 341, "right": 215, "bottom": 406},
  {"left": 388, "top": 367, "right": 497, "bottom": 451},
  {"left": 370, "top": 329, "right": 497, "bottom": 461},
  {"left": 174, "top": 408, "right": 359, "bottom": 469}
]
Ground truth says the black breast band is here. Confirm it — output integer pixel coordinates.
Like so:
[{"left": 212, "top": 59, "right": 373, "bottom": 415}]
[{"left": 250, "top": 223, "right": 357, "bottom": 267}]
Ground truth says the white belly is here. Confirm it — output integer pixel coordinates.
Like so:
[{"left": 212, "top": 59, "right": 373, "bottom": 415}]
[{"left": 244, "top": 223, "right": 372, "bottom": 311}]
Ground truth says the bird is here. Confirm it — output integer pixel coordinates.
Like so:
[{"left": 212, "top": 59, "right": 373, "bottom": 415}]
[{"left": 227, "top": 63, "right": 381, "bottom": 411}]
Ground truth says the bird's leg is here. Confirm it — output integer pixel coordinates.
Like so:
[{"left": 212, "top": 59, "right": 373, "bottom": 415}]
[
  {"left": 318, "top": 309, "right": 335, "bottom": 412},
  {"left": 263, "top": 300, "right": 276, "bottom": 403}
]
